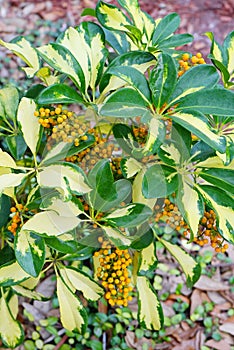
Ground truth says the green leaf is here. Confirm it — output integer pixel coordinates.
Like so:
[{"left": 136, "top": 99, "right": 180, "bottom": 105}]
[
  {"left": 132, "top": 169, "right": 157, "bottom": 209},
  {"left": 17, "top": 97, "right": 40, "bottom": 156},
  {"left": 130, "top": 225, "right": 154, "bottom": 250},
  {"left": 104, "top": 203, "right": 152, "bottom": 228},
  {"left": 36, "top": 84, "right": 85, "bottom": 105},
  {"left": 142, "top": 164, "right": 178, "bottom": 198},
  {"left": 96, "top": 1, "right": 131, "bottom": 32},
  {"left": 14, "top": 231, "right": 45, "bottom": 277},
  {"left": 37, "top": 43, "right": 85, "bottom": 92},
  {"left": 207, "top": 55, "right": 230, "bottom": 85},
  {"left": 103, "top": 87, "right": 149, "bottom": 107},
  {"left": 12, "top": 285, "right": 48, "bottom": 301},
  {"left": 22, "top": 211, "right": 80, "bottom": 237},
  {"left": 0, "top": 295, "right": 24, "bottom": 348},
  {"left": 137, "top": 276, "right": 163, "bottom": 330},
  {"left": 88, "top": 179, "right": 131, "bottom": 212},
  {"left": 5, "top": 134, "right": 27, "bottom": 160},
  {"left": 0, "top": 194, "right": 11, "bottom": 228},
  {"left": 170, "top": 65, "right": 220, "bottom": 104},
  {"left": 113, "top": 123, "right": 138, "bottom": 155},
  {"left": 45, "top": 235, "right": 78, "bottom": 254},
  {"left": 138, "top": 242, "right": 157, "bottom": 275},
  {"left": 152, "top": 13, "right": 180, "bottom": 45},
  {"left": 0, "top": 261, "right": 29, "bottom": 287},
  {"left": 0, "top": 86, "right": 19, "bottom": 120},
  {"left": 107, "top": 66, "right": 151, "bottom": 103},
  {"left": 149, "top": 53, "right": 177, "bottom": 110},
  {"left": 60, "top": 266, "right": 104, "bottom": 301},
  {"left": 196, "top": 185, "right": 234, "bottom": 243},
  {"left": 57, "top": 275, "right": 87, "bottom": 333},
  {"left": 176, "top": 88, "right": 234, "bottom": 116},
  {"left": 88, "top": 159, "right": 117, "bottom": 201},
  {"left": 204, "top": 32, "right": 225, "bottom": 65},
  {"left": 171, "top": 110, "right": 226, "bottom": 153},
  {"left": 0, "top": 244, "right": 15, "bottom": 267},
  {"left": 158, "top": 34, "right": 193, "bottom": 49},
  {"left": 0, "top": 36, "right": 40, "bottom": 77},
  {"left": 37, "top": 163, "right": 91, "bottom": 200},
  {"left": 81, "top": 8, "right": 96, "bottom": 17},
  {"left": 199, "top": 168, "right": 234, "bottom": 195},
  {"left": 102, "top": 28, "right": 130, "bottom": 54},
  {"left": 157, "top": 236, "right": 201, "bottom": 287}
]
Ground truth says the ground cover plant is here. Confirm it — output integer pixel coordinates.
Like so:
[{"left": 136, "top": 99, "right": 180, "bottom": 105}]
[{"left": 0, "top": 0, "right": 234, "bottom": 348}]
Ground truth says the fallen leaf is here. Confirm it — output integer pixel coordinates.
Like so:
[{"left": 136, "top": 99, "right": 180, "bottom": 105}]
[
  {"left": 194, "top": 275, "right": 230, "bottom": 291},
  {"left": 219, "top": 322, "right": 234, "bottom": 336},
  {"left": 190, "top": 289, "right": 210, "bottom": 318},
  {"left": 205, "top": 339, "right": 231, "bottom": 350}
]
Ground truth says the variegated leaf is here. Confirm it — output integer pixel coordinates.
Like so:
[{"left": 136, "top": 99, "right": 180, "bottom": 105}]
[
  {"left": 17, "top": 97, "right": 40, "bottom": 156},
  {"left": 223, "top": 31, "right": 234, "bottom": 76},
  {"left": 60, "top": 266, "right": 104, "bottom": 301},
  {"left": 118, "top": 0, "right": 144, "bottom": 32},
  {"left": 37, "top": 163, "right": 91, "bottom": 200},
  {"left": 96, "top": 1, "right": 131, "bottom": 32},
  {"left": 0, "top": 295, "right": 24, "bottom": 348},
  {"left": 176, "top": 175, "right": 203, "bottom": 237},
  {"left": 45, "top": 197, "right": 83, "bottom": 217},
  {"left": 121, "top": 157, "right": 142, "bottom": 178},
  {"left": 15, "top": 230, "right": 45, "bottom": 277},
  {"left": 157, "top": 236, "right": 201, "bottom": 287},
  {"left": 0, "top": 85, "right": 19, "bottom": 120},
  {"left": 8, "top": 294, "right": 18, "bottom": 319},
  {"left": 197, "top": 156, "right": 234, "bottom": 170},
  {"left": 0, "top": 149, "right": 17, "bottom": 168},
  {"left": 138, "top": 242, "right": 157, "bottom": 275},
  {"left": 0, "top": 173, "right": 29, "bottom": 195},
  {"left": 0, "top": 261, "right": 29, "bottom": 287},
  {"left": 137, "top": 276, "right": 163, "bottom": 330},
  {"left": 196, "top": 185, "right": 234, "bottom": 243},
  {"left": 22, "top": 211, "right": 80, "bottom": 237},
  {"left": 103, "top": 226, "right": 132, "bottom": 247},
  {"left": 12, "top": 285, "right": 48, "bottom": 301},
  {"left": 37, "top": 43, "right": 85, "bottom": 92},
  {"left": 132, "top": 170, "right": 156, "bottom": 210},
  {"left": 205, "top": 32, "right": 225, "bottom": 64},
  {"left": 57, "top": 276, "right": 87, "bottom": 333},
  {"left": 171, "top": 110, "right": 226, "bottom": 153},
  {"left": 104, "top": 203, "right": 152, "bottom": 228},
  {"left": 0, "top": 36, "right": 40, "bottom": 77}
]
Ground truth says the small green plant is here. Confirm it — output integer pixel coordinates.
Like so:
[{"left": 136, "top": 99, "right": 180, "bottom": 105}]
[{"left": 0, "top": 0, "right": 233, "bottom": 347}]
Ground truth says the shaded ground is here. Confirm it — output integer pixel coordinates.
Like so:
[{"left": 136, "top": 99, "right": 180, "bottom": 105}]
[{"left": 0, "top": 1, "right": 234, "bottom": 349}]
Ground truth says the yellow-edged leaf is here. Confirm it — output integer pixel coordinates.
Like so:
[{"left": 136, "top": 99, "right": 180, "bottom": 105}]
[
  {"left": 0, "top": 261, "right": 29, "bottom": 286},
  {"left": 0, "top": 296, "right": 24, "bottom": 348},
  {"left": 17, "top": 97, "right": 40, "bottom": 156},
  {"left": 226, "top": 34, "right": 234, "bottom": 75},
  {"left": 122, "top": 157, "right": 142, "bottom": 178},
  {"left": 20, "top": 276, "right": 41, "bottom": 290},
  {"left": 22, "top": 211, "right": 80, "bottom": 237},
  {"left": 197, "top": 156, "right": 234, "bottom": 169},
  {"left": 57, "top": 276, "right": 87, "bottom": 333},
  {"left": 0, "top": 167, "right": 14, "bottom": 198},
  {"left": 158, "top": 236, "right": 201, "bottom": 287},
  {"left": 60, "top": 267, "right": 104, "bottom": 301},
  {"left": 0, "top": 37, "right": 40, "bottom": 77},
  {"left": 138, "top": 242, "right": 157, "bottom": 274},
  {"left": 137, "top": 276, "right": 163, "bottom": 330},
  {"left": 37, "top": 163, "right": 91, "bottom": 200}
]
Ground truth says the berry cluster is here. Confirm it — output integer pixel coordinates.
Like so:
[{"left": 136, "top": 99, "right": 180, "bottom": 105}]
[
  {"left": 34, "top": 106, "right": 59, "bottom": 129},
  {"left": 154, "top": 197, "right": 189, "bottom": 234},
  {"left": 66, "top": 128, "right": 117, "bottom": 172},
  {"left": 7, "top": 204, "right": 26, "bottom": 235},
  {"left": 193, "top": 209, "right": 229, "bottom": 253},
  {"left": 178, "top": 52, "right": 206, "bottom": 77},
  {"left": 94, "top": 238, "right": 133, "bottom": 307}
]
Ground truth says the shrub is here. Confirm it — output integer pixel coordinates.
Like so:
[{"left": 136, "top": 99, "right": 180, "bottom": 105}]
[{"left": 0, "top": 0, "right": 233, "bottom": 347}]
